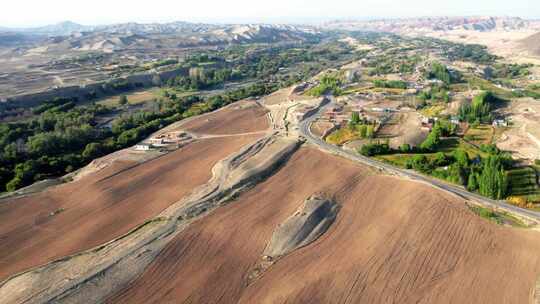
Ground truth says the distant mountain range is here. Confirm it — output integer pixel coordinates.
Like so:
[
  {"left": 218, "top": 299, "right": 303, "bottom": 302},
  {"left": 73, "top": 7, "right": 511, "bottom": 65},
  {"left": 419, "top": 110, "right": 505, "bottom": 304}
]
[
  {"left": 323, "top": 16, "right": 538, "bottom": 33},
  {"left": 0, "top": 21, "right": 89, "bottom": 36},
  {"left": 0, "top": 21, "right": 321, "bottom": 51},
  {"left": 2, "top": 17, "right": 539, "bottom": 53}
]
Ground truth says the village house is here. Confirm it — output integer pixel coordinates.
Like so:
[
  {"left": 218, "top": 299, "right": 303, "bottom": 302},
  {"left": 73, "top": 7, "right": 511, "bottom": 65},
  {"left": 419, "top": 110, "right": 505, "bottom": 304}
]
[
  {"left": 149, "top": 138, "right": 165, "bottom": 145},
  {"left": 135, "top": 143, "right": 151, "bottom": 151},
  {"left": 492, "top": 119, "right": 508, "bottom": 127}
]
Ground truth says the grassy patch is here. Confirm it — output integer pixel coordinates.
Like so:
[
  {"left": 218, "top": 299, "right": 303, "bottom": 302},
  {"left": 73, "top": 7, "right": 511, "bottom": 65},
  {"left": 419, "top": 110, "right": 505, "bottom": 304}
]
[
  {"left": 97, "top": 88, "right": 159, "bottom": 106},
  {"left": 369, "top": 87, "right": 406, "bottom": 94},
  {"left": 437, "top": 137, "right": 487, "bottom": 158},
  {"left": 420, "top": 103, "right": 446, "bottom": 117},
  {"left": 463, "top": 125, "right": 494, "bottom": 146},
  {"left": 469, "top": 205, "right": 527, "bottom": 228},
  {"left": 466, "top": 76, "right": 513, "bottom": 99},
  {"left": 326, "top": 126, "right": 360, "bottom": 145},
  {"left": 375, "top": 138, "right": 487, "bottom": 168}
]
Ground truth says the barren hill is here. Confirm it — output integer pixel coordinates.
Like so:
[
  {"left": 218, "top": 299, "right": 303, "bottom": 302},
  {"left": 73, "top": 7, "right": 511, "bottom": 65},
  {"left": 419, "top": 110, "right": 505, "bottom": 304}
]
[
  {"left": 1, "top": 21, "right": 320, "bottom": 51},
  {"left": 108, "top": 148, "right": 540, "bottom": 304},
  {"left": 521, "top": 31, "right": 540, "bottom": 56}
]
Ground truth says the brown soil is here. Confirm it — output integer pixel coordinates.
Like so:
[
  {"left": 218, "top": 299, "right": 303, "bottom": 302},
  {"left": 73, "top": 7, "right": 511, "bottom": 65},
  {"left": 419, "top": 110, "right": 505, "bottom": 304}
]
[
  {"left": 310, "top": 120, "right": 335, "bottom": 138},
  {"left": 181, "top": 100, "right": 269, "bottom": 135},
  {"left": 108, "top": 148, "right": 540, "bottom": 304},
  {"left": 262, "top": 88, "right": 291, "bottom": 105},
  {"left": 0, "top": 135, "right": 261, "bottom": 281},
  {"left": 376, "top": 112, "right": 428, "bottom": 148}
]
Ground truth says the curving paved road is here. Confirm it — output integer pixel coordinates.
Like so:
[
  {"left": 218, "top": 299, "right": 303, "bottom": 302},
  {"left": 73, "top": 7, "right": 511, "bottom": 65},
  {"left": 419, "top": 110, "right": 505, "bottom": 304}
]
[{"left": 298, "top": 97, "right": 540, "bottom": 222}]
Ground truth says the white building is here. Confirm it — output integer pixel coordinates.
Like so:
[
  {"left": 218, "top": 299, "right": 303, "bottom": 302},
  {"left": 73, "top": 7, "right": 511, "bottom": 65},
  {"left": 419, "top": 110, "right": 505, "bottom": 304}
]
[{"left": 135, "top": 144, "right": 151, "bottom": 151}]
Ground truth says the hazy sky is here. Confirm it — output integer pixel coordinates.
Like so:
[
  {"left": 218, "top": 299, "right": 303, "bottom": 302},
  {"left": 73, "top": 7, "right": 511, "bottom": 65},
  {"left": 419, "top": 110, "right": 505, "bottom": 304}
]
[{"left": 1, "top": 0, "right": 538, "bottom": 27}]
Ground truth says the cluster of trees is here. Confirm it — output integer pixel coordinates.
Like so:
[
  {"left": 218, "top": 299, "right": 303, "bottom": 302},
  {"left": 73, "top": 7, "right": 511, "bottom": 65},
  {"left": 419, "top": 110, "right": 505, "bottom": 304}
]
[
  {"left": 420, "top": 120, "right": 456, "bottom": 151},
  {"left": 349, "top": 112, "right": 375, "bottom": 138},
  {"left": 365, "top": 52, "right": 421, "bottom": 76},
  {"left": 166, "top": 68, "right": 239, "bottom": 91},
  {"left": 458, "top": 91, "right": 499, "bottom": 123},
  {"left": 425, "top": 62, "right": 460, "bottom": 85},
  {"left": 359, "top": 141, "right": 391, "bottom": 156},
  {"left": 164, "top": 43, "right": 356, "bottom": 96},
  {"left": 441, "top": 42, "right": 497, "bottom": 64},
  {"left": 307, "top": 74, "right": 343, "bottom": 96},
  {"left": 405, "top": 147, "right": 509, "bottom": 199},
  {"left": 0, "top": 102, "right": 110, "bottom": 192},
  {"left": 475, "top": 155, "right": 508, "bottom": 199},
  {"left": 32, "top": 97, "right": 77, "bottom": 115},
  {"left": 485, "top": 63, "right": 532, "bottom": 79},
  {"left": 372, "top": 79, "right": 408, "bottom": 89},
  {"left": 356, "top": 120, "right": 508, "bottom": 199},
  {"left": 417, "top": 85, "right": 450, "bottom": 103},
  {"left": 105, "top": 80, "right": 144, "bottom": 93},
  {"left": 147, "top": 58, "right": 179, "bottom": 69}
]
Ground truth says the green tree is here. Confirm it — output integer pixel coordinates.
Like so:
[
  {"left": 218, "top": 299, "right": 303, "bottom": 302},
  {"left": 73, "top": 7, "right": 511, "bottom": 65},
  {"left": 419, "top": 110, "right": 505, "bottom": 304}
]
[
  {"left": 366, "top": 125, "right": 374, "bottom": 138},
  {"left": 467, "top": 172, "right": 479, "bottom": 191},
  {"left": 82, "top": 142, "right": 104, "bottom": 160},
  {"left": 350, "top": 112, "right": 361, "bottom": 125},
  {"left": 399, "top": 144, "right": 411, "bottom": 153},
  {"left": 433, "top": 152, "right": 448, "bottom": 166},
  {"left": 478, "top": 156, "right": 507, "bottom": 199},
  {"left": 358, "top": 125, "right": 367, "bottom": 138},
  {"left": 453, "top": 149, "right": 469, "bottom": 167},
  {"left": 447, "top": 163, "right": 466, "bottom": 185},
  {"left": 420, "top": 124, "right": 442, "bottom": 151},
  {"left": 119, "top": 95, "right": 128, "bottom": 106},
  {"left": 6, "top": 160, "right": 38, "bottom": 191}
]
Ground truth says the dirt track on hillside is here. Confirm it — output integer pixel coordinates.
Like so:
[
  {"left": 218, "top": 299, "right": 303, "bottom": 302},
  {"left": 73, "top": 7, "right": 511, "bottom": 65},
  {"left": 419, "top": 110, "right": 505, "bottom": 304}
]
[
  {"left": 108, "top": 147, "right": 540, "bottom": 304},
  {"left": 0, "top": 135, "right": 261, "bottom": 281},
  {"left": 181, "top": 100, "right": 269, "bottom": 135}
]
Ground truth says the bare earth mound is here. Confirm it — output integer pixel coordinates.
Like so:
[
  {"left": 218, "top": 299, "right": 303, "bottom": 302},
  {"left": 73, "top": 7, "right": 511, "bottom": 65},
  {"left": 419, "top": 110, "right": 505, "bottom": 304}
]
[
  {"left": 181, "top": 100, "right": 269, "bottom": 135},
  {"left": 108, "top": 148, "right": 540, "bottom": 304},
  {"left": 0, "top": 135, "right": 261, "bottom": 281},
  {"left": 263, "top": 196, "right": 338, "bottom": 258}
]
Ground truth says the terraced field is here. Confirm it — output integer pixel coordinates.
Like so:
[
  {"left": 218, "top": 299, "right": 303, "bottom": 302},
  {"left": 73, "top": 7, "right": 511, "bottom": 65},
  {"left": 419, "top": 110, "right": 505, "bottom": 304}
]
[{"left": 508, "top": 167, "right": 540, "bottom": 197}]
